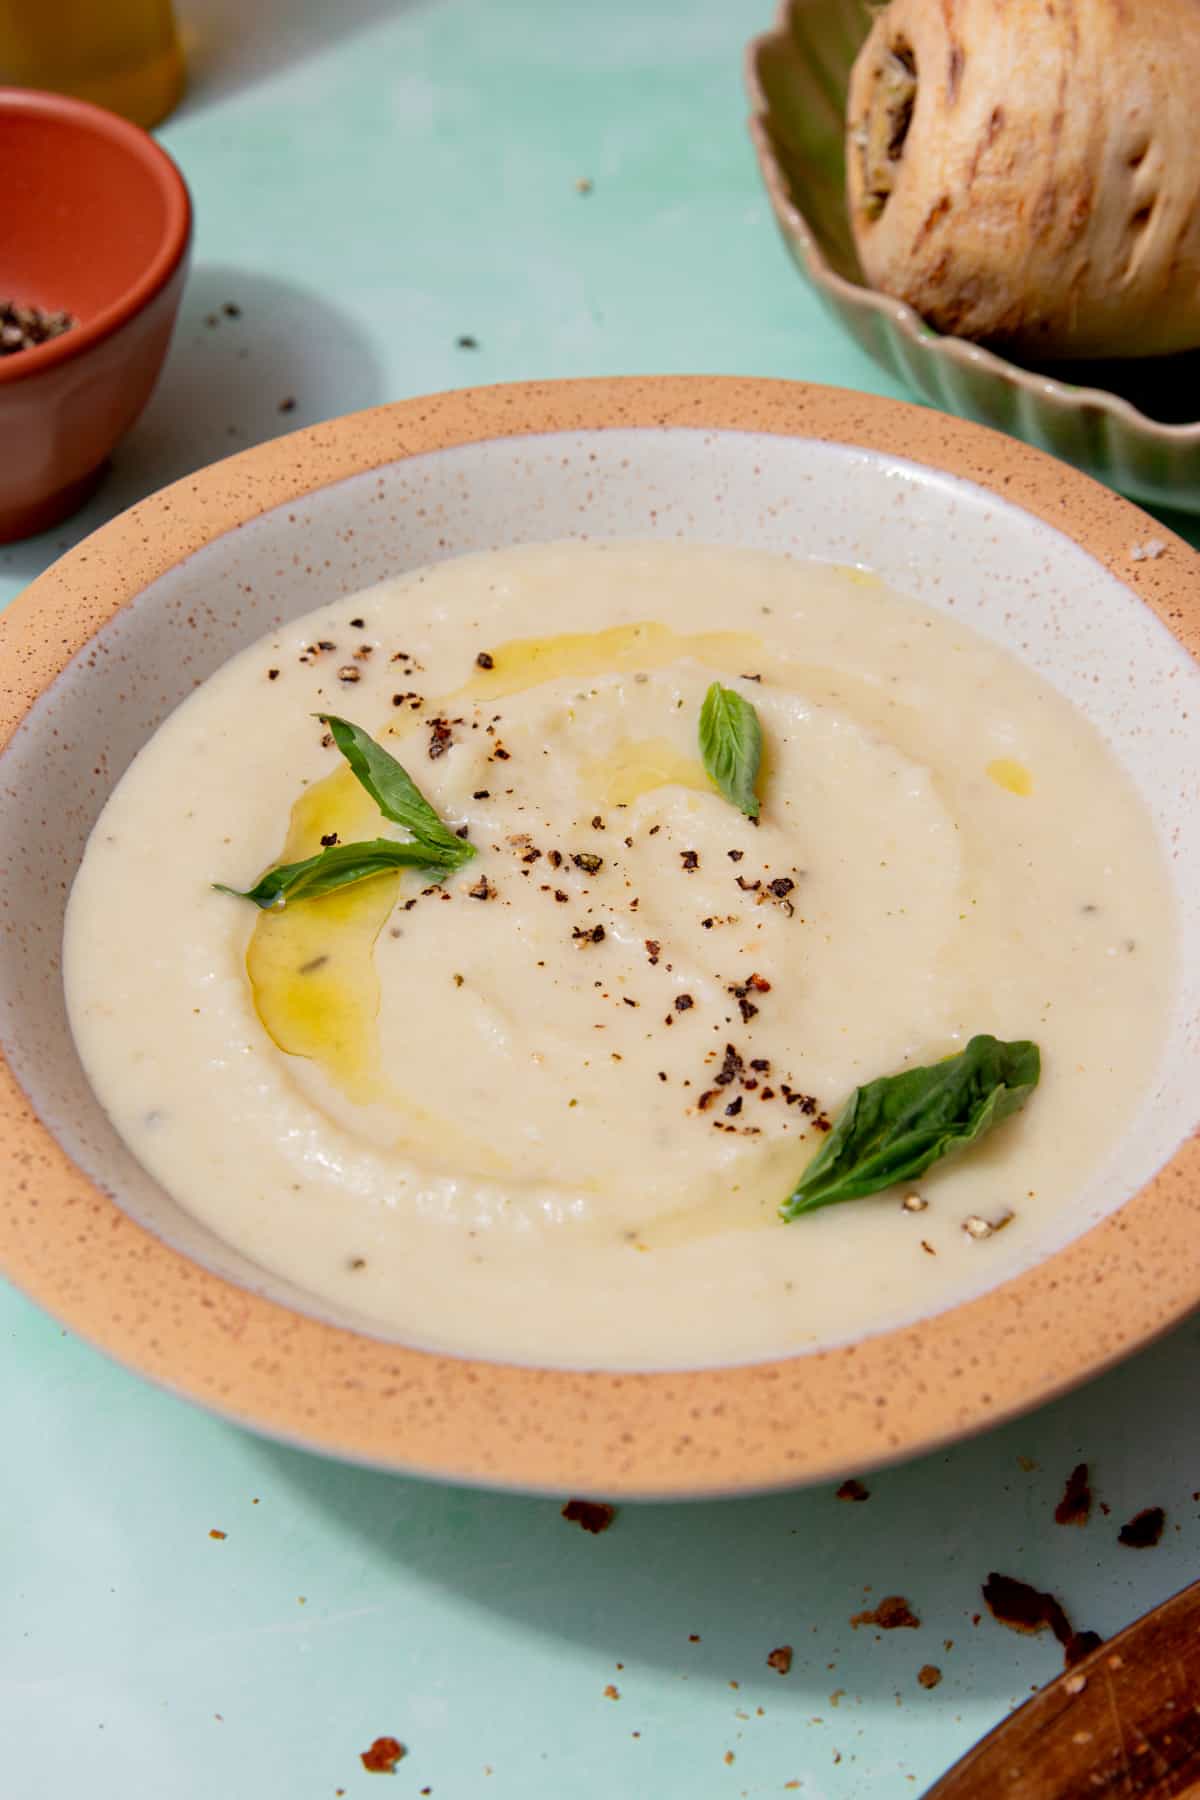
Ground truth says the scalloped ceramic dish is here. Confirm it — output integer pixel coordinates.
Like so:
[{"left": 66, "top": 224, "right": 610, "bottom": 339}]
[
  {"left": 746, "top": 0, "right": 1200, "bottom": 514},
  {"left": 2, "top": 378, "right": 1199, "bottom": 1498}
]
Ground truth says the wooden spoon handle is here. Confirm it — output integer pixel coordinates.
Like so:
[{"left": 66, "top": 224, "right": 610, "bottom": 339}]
[{"left": 923, "top": 1578, "right": 1200, "bottom": 1798}]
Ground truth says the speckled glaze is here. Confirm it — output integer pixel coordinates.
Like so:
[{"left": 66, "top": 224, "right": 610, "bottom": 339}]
[
  {"left": 745, "top": 0, "right": 1200, "bottom": 513},
  {"left": 1, "top": 377, "right": 1198, "bottom": 1499}
]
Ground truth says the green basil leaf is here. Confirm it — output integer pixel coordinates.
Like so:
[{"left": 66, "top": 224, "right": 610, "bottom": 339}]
[
  {"left": 215, "top": 838, "right": 443, "bottom": 910},
  {"left": 699, "top": 681, "right": 762, "bottom": 819},
  {"left": 318, "top": 712, "right": 475, "bottom": 865},
  {"left": 780, "top": 1035, "right": 1041, "bottom": 1219}
]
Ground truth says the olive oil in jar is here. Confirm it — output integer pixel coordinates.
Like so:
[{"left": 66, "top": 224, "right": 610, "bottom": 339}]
[{"left": 0, "top": 0, "right": 184, "bottom": 129}]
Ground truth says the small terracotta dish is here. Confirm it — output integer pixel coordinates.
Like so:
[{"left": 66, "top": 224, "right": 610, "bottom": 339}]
[
  {"left": 1, "top": 378, "right": 1198, "bottom": 1498},
  {"left": 746, "top": 0, "right": 1200, "bottom": 514},
  {"left": 0, "top": 87, "right": 191, "bottom": 542}
]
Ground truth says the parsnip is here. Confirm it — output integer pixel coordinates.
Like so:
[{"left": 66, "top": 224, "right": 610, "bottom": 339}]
[{"left": 846, "top": 0, "right": 1200, "bottom": 358}]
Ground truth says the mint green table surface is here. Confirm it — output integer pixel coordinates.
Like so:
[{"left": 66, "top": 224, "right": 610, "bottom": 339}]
[{"left": 3, "top": 4, "right": 1198, "bottom": 1795}]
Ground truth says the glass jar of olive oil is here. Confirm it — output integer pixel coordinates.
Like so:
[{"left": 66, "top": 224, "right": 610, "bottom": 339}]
[{"left": 0, "top": 1, "right": 184, "bottom": 129}]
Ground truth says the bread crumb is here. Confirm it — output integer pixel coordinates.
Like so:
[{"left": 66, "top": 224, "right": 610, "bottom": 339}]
[
  {"left": 360, "top": 1737, "right": 405, "bottom": 1774},
  {"left": 561, "top": 1498, "right": 616, "bottom": 1533},
  {"left": 1054, "top": 1462, "right": 1092, "bottom": 1527},
  {"left": 1118, "top": 1506, "right": 1165, "bottom": 1548},
  {"left": 851, "top": 1596, "right": 920, "bottom": 1630}
]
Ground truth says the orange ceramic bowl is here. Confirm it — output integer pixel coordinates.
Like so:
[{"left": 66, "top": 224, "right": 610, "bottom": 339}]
[{"left": 0, "top": 87, "right": 191, "bottom": 542}]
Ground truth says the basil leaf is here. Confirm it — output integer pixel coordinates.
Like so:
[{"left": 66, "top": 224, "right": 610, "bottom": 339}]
[
  {"left": 699, "top": 682, "right": 762, "bottom": 819},
  {"left": 215, "top": 838, "right": 441, "bottom": 910},
  {"left": 780, "top": 1035, "right": 1041, "bottom": 1220},
  {"left": 318, "top": 713, "right": 475, "bottom": 865}
]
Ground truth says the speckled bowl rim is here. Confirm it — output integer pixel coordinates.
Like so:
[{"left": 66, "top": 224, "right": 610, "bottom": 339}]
[
  {"left": 2, "top": 377, "right": 1198, "bottom": 1500},
  {"left": 744, "top": 2, "right": 1200, "bottom": 446}
]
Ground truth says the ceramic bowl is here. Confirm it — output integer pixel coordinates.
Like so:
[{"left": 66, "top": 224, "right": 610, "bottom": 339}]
[
  {"left": 2, "top": 377, "right": 1198, "bottom": 1498},
  {"left": 0, "top": 87, "right": 191, "bottom": 543},
  {"left": 745, "top": 0, "right": 1200, "bottom": 515}
]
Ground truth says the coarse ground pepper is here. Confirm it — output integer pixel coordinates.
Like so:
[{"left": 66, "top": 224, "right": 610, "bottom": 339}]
[{"left": 0, "top": 300, "right": 76, "bottom": 354}]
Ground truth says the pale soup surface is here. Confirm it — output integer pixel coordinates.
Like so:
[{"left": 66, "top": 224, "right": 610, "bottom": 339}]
[{"left": 64, "top": 542, "right": 1174, "bottom": 1367}]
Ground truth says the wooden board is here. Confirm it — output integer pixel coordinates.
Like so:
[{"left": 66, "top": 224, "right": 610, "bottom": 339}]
[{"left": 925, "top": 1579, "right": 1200, "bottom": 1798}]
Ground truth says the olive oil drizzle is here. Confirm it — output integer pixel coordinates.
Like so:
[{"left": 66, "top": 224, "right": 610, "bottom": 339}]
[
  {"left": 246, "top": 622, "right": 768, "bottom": 1108},
  {"left": 582, "top": 737, "right": 710, "bottom": 806},
  {"left": 247, "top": 616, "right": 984, "bottom": 1183},
  {"left": 246, "top": 766, "right": 399, "bottom": 1100},
  {"left": 459, "top": 620, "right": 763, "bottom": 702}
]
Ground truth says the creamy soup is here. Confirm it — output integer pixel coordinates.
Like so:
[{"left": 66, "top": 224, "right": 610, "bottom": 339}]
[{"left": 63, "top": 541, "right": 1174, "bottom": 1368}]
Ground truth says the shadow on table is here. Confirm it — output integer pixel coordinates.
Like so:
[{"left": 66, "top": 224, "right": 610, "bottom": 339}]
[
  {"left": 174, "top": 0, "right": 434, "bottom": 116},
  {"left": 1140, "top": 498, "right": 1200, "bottom": 550},
  {"left": 248, "top": 1315, "right": 1200, "bottom": 1710},
  {"left": 0, "top": 263, "right": 387, "bottom": 587}
]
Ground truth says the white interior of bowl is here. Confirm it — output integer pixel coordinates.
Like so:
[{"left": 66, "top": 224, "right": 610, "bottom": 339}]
[{"left": 3, "top": 427, "right": 1198, "bottom": 1360}]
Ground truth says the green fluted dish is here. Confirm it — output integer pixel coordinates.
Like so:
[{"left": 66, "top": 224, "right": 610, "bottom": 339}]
[{"left": 745, "top": 0, "right": 1200, "bottom": 513}]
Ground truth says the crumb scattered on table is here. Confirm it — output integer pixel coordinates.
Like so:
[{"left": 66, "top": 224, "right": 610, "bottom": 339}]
[
  {"left": 360, "top": 1737, "right": 405, "bottom": 1774},
  {"left": 208, "top": 1528, "right": 227, "bottom": 1540},
  {"left": 767, "top": 1646, "right": 793, "bottom": 1675},
  {"left": 1054, "top": 1462, "right": 1092, "bottom": 1527},
  {"left": 917, "top": 1665, "right": 942, "bottom": 1689},
  {"left": 983, "top": 1573, "right": 1103, "bottom": 1669},
  {"left": 836, "top": 1478, "right": 870, "bottom": 1502},
  {"left": 851, "top": 1596, "right": 920, "bottom": 1630},
  {"left": 561, "top": 1498, "right": 616, "bottom": 1533},
  {"left": 1065, "top": 1630, "right": 1103, "bottom": 1666},
  {"left": 983, "top": 1573, "right": 1070, "bottom": 1640},
  {"left": 1118, "top": 1506, "right": 1165, "bottom": 1548}
]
